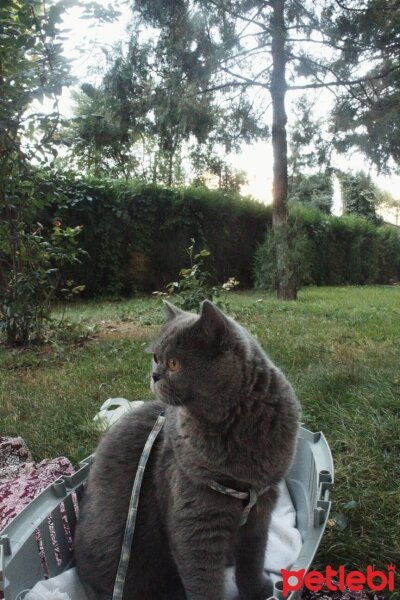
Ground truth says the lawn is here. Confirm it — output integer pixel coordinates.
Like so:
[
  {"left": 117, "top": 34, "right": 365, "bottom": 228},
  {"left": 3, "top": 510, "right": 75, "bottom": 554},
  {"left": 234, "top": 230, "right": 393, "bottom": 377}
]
[{"left": 1, "top": 286, "right": 399, "bottom": 594}]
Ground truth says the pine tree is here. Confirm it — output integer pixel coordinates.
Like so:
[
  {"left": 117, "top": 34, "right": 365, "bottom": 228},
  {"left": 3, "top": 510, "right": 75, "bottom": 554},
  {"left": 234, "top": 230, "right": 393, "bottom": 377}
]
[
  {"left": 340, "top": 171, "right": 379, "bottom": 221},
  {"left": 328, "top": 0, "right": 400, "bottom": 172},
  {"left": 128, "top": 0, "right": 399, "bottom": 298}
]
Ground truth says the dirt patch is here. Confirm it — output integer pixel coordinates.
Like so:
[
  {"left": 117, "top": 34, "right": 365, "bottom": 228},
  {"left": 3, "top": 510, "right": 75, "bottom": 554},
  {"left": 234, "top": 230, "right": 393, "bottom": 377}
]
[
  {"left": 16, "top": 369, "right": 39, "bottom": 384},
  {"left": 95, "top": 319, "right": 158, "bottom": 341}
]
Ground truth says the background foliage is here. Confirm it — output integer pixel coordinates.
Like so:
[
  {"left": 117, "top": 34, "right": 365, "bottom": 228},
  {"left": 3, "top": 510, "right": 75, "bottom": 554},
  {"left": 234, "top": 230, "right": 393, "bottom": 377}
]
[
  {"left": 1, "top": 0, "right": 399, "bottom": 345},
  {"left": 0, "top": 0, "right": 79, "bottom": 345},
  {"left": 41, "top": 174, "right": 271, "bottom": 295},
  {"left": 24, "top": 174, "right": 400, "bottom": 298},
  {"left": 255, "top": 204, "right": 400, "bottom": 288}
]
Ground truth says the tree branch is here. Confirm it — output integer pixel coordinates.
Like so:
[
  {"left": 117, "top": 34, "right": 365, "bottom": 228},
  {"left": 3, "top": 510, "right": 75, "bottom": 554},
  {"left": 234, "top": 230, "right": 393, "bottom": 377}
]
[
  {"left": 223, "top": 47, "right": 271, "bottom": 70},
  {"left": 333, "top": 0, "right": 368, "bottom": 12},
  {"left": 287, "top": 37, "right": 345, "bottom": 51},
  {"left": 198, "top": 80, "right": 268, "bottom": 94},
  {"left": 285, "top": 6, "right": 334, "bottom": 42},
  {"left": 290, "top": 0, "right": 323, "bottom": 31},
  {"left": 289, "top": 52, "right": 345, "bottom": 82},
  {"left": 288, "top": 63, "right": 400, "bottom": 90},
  {"left": 205, "top": 0, "right": 269, "bottom": 31},
  {"left": 235, "top": 4, "right": 267, "bottom": 41},
  {"left": 237, "top": 30, "right": 271, "bottom": 42},
  {"left": 221, "top": 67, "right": 269, "bottom": 86}
]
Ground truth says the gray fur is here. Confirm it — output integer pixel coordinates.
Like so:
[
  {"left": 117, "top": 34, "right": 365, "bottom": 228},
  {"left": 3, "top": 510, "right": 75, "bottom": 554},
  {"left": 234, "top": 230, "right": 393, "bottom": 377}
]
[{"left": 74, "top": 300, "right": 301, "bottom": 600}]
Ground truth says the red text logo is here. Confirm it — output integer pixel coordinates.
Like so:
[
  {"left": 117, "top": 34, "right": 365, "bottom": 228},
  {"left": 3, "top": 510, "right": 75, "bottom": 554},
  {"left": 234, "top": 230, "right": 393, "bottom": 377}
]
[{"left": 281, "top": 565, "right": 396, "bottom": 597}]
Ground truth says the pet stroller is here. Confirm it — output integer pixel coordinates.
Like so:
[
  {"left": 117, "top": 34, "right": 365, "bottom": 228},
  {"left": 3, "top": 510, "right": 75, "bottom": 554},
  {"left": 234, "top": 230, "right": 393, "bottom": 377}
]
[{"left": 0, "top": 423, "right": 333, "bottom": 600}]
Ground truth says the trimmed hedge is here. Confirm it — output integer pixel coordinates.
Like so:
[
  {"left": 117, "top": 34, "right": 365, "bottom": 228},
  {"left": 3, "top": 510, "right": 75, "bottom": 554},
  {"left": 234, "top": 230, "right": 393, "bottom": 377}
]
[
  {"left": 45, "top": 176, "right": 271, "bottom": 295},
  {"left": 254, "top": 204, "right": 400, "bottom": 289},
  {"left": 39, "top": 175, "right": 399, "bottom": 296}
]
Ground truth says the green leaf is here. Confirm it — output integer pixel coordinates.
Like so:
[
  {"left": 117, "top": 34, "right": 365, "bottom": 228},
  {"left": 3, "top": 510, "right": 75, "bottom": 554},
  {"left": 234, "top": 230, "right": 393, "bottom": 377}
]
[
  {"left": 194, "top": 249, "right": 210, "bottom": 259},
  {"left": 72, "top": 285, "right": 85, "bottom": 294},
  {"left": 343, "top": 500, "right": 358, "bottom": 510}
]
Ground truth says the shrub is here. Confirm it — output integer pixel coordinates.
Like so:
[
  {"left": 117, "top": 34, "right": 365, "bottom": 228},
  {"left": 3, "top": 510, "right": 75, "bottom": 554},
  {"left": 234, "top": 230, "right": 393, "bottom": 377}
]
[
  {"left": 159, "top": 240, "right": 239, "bottom": 312},
  {"left": 41, "top": 173, "right": 271, "bottom": 296},
  {"left": 0, "top": 219, "right": 85, "bottom": 346},
  {"left": 31, "top": 173, "right": 399, "bottom": 296},
  {"left": 374, "top": 226, "right": 400, "bottom": 283},
  {"left": 253, "top": 219, "right": 314, "bottom": 291},
  {"left": 254, "top": 204, "right": 400, "bottom": 289}
]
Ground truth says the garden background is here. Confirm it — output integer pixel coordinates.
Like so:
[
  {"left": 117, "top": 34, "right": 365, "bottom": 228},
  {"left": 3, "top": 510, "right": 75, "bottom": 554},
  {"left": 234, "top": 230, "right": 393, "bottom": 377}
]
[{"left": 1, "top": 0, "right": 399, "bottom": 597}]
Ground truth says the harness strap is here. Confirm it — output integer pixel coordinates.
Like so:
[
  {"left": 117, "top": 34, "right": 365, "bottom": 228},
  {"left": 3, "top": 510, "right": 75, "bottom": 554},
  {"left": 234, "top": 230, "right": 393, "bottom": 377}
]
[
  {"left": 207, "top": 479, "right": 270, "bottom": 526},
  {"left": 112, "top": 411, "right": 166, "bottom": 600},
  {"left": 112, "top": 411, "right": 269, "bottom": 599}
]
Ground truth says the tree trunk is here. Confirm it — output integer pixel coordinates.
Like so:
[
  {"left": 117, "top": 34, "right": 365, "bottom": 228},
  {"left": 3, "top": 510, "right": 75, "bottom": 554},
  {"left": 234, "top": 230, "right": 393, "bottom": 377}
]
[
  {"left": 270, "top": 0, "right": 297, "bottom": 300},
  {"left": 168, "top": 150, "right": 174, "bottom": 187},
  {"left": 152, "top": 152, "right": 158, "bottom": 184}
]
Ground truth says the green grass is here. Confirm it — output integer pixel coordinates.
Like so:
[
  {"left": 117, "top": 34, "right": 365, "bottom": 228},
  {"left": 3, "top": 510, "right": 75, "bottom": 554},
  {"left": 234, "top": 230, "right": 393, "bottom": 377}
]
[{"left": 1, "top": 287, "right": 399, "bottom": 595}]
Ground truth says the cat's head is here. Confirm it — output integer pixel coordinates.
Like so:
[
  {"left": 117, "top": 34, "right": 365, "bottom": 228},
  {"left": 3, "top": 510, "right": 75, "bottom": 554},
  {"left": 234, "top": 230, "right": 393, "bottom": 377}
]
[{"left": 148, "top": 300, "right": 247, "bottom": 421}]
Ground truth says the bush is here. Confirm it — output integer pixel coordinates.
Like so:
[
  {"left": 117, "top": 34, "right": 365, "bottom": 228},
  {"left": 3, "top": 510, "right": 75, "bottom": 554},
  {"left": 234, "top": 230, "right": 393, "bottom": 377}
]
[
  {"left": 40, "top": 174, "right": 271, "bottom": 296},
  {"left": 30, "top": 173, "right": 399, "bottom": 296},
  {"left": 254, "top": 204, "right": 400, "bottom": 289},
  {"left": 158, "top": 241, "right": 239, "bottom": 312},
  {"left": 253, "top": 218, "right": 314, "bottom": 291},
  {"left": 0, "top": 175, "right": 85, "bottom": 346}
]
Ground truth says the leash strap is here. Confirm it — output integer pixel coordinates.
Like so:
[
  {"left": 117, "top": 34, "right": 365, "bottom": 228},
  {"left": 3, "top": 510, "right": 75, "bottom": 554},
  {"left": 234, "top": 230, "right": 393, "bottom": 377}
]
[
  {"left": 207, "top": 479, "right": 270, "bottom": 526},
  {"left": 112, "top": 410, "right": 268, "bottom": 598},
  {"left": 112, "top": 411, "right": 166, "bottom": 600}
]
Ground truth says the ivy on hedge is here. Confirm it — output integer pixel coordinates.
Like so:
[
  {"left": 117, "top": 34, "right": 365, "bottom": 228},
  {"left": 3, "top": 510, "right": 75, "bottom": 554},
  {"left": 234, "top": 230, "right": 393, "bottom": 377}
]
[
  {"left": 254, "top": 204, "right": 400, "bottom": 289},
  {"left": 44, "top": 174, "right": 271, "bottom": 295},
  {"left": 38, "top": 174, "right": 399, "bottom": 296}
]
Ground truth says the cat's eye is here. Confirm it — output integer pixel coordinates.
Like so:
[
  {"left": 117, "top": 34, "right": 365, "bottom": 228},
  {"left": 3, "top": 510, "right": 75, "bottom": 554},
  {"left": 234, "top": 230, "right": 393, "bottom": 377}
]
[
  {"left": 153, "top": 354, "right": 158, "bottom": 364},
  {"left": 167, "top": 358, "right": 180, "bottom": 372}
]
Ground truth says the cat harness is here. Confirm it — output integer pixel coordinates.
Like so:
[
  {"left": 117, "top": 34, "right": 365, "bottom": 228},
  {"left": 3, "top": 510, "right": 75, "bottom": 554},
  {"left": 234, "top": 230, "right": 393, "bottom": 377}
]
[
  {"left": 112, "top": 411, "right": 166, "bottom": 600},
  {"left": 112, "top": 411, "right": 270, "bottom": 600},
  {"left": 207, "top": 479, "right": 271, "bottom": 526}
]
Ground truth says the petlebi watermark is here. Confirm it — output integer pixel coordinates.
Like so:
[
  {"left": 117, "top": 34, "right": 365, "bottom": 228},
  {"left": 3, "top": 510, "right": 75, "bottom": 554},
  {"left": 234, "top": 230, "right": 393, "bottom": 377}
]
[{"left": 281, "top": 564, "right": 396, "bottom": 597}]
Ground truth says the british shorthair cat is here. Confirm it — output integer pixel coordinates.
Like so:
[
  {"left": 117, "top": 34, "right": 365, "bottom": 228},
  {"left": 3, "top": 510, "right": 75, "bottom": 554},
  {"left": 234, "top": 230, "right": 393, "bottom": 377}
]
[{"left": 74, "top": 300, "right": 301, "bottom": 600}]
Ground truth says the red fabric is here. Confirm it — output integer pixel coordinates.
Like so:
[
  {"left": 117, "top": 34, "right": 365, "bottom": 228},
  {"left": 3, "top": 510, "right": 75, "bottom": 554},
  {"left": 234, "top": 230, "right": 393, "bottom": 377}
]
[
  {"left": 0, "top": 437, "right": 75, "bottom": 599},
  {"left": 0, "top": 437, "right": 75, "bottom": 531}
]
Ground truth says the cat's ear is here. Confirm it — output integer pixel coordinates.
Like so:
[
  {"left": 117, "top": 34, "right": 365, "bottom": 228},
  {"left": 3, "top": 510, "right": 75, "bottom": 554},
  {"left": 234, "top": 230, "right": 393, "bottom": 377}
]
[
  {"left": 197, "top": 300, "right": 229, "bottom": 346},
  {"left": 163, "top": 300, "right": 187, "bottom": 322}
]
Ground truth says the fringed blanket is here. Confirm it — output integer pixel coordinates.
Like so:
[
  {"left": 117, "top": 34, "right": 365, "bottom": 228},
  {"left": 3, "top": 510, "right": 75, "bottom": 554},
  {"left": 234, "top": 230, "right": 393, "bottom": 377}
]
[{"left": 0, "top": 437, "right": 75, "bottom": 600}]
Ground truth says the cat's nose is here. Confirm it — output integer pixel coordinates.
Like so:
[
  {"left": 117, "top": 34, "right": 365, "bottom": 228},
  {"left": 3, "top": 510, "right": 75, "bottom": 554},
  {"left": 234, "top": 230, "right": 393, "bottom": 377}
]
[{"left": 152, "top": 373, "right": 161, "bottom": 383}]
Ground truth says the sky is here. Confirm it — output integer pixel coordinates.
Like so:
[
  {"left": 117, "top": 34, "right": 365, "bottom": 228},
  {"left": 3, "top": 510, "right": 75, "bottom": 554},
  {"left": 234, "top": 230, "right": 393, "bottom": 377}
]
[{"left": 57, "top": 2, "right": 400, "bottom": 207}]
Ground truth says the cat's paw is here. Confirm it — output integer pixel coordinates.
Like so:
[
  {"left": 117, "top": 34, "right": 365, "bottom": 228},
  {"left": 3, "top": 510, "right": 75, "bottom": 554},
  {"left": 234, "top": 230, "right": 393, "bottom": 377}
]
[{"left": 239, "top": 576, "right": 274, "bottom": 600}]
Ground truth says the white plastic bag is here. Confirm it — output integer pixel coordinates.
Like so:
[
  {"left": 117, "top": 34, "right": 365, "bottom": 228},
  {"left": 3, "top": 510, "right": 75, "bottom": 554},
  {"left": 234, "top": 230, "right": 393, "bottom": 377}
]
[
  {"left": 93, "top": 397, "right": 144, "bottom": 430},
  {"left": 23, "top": 567, "right": 88, "bottom": 600}
]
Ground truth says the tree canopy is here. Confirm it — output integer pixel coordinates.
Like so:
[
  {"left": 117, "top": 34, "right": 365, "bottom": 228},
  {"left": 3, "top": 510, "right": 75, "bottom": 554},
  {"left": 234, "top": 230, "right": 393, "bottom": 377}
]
[
  {"left": 329, "top": 0, "right": 400, "bottom": 173},
  {"left": 63, "top": 10, "right": 268, "bottom": 185},
  {"left": 120, "top": 0, "right": 399, "bottom": 298},
  {"left": 2, "top": 0, "right": 399, "bottom": 310},
  {"left": 0, "top": 0, "right": 116, "bottom": 344}
]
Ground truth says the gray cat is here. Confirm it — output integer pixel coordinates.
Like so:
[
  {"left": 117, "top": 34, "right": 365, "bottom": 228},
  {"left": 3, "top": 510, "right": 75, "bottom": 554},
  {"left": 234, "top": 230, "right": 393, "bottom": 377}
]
[{"left": 74, "top": 300, "right": 300, "bottom": 600}]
